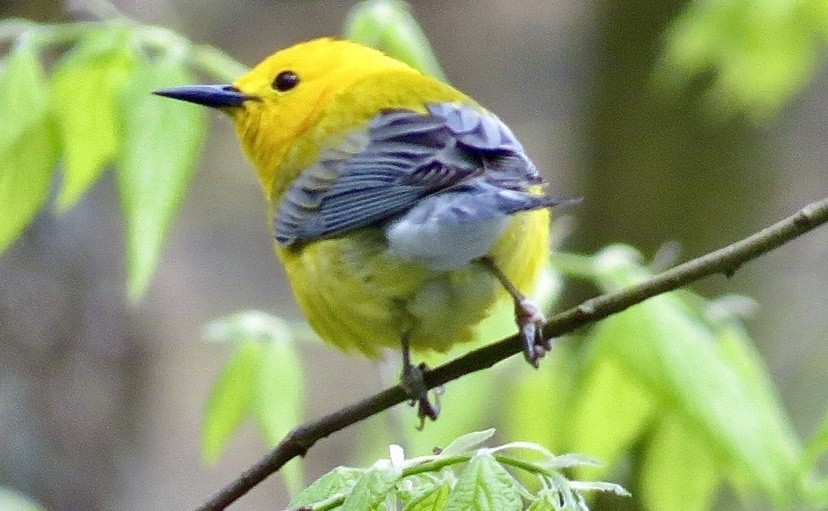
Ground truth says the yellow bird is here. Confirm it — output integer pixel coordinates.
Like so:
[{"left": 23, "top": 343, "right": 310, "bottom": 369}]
[{"left": 156, "top": 38, "right": 570, "bottom": 419}]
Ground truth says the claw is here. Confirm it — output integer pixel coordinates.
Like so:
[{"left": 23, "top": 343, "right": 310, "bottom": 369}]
[
  {"left": 481, "top": 257, "right": 554, "bottom": 368},
  {"left": 400, "top": 335, "right": 440, "bottom": 425},
  {"left": 516, "top": 297, "right": 550, "bottom": 367},
  {"left": 402, "top": 362, "right": 440, "bottom": 426}
]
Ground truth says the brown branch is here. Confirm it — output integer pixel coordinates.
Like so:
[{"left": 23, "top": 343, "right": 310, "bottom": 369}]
[{"left": 195, "top": 196, "right": 828, "bottom": 511}]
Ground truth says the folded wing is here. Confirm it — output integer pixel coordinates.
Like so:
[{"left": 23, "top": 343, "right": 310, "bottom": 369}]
[{"left": 274, "top": 102, "right": 547, "bottom": 247}]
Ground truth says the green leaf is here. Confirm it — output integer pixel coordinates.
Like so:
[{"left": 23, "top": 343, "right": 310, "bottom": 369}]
[
  {"left": 568, "top": 353, "right": 656, "bottom": 480},
  {"left": 289, "top": 466, "right": 365, "bottom": 508},
  {"left": 202, "top": 340, "right": 262, "bottom": 463},
  {"left": 804, "top": 409, "right": 828, "bottom": 482},
  {"left": 341, "top": 464, "right": 402, "bottom": 511},
  {"left": 0, "top": 42, "right": 58, "bottom": 253},
  {"left": 396, "top": 473, "right": 432, "bottom": 504},
  {"left": 254, "top": 336, "right": 304, "bottom": 494},
  {"left": 659, "top": 0, "right": 828, "bottom": 119},
  {"left": 0, "top": 488, "right": 46, "bottom": 511},
  {"left": 716, "top": 322, "right": 802, "bottom": 469},
  {"left": 640, "top": 414, "right": 719, "bottom": 511},
  {"left": 443, "top": 452, "right": 523, "bottom": 511},
  {"left": 804, "top": 482, "right": 828, "bottom": 510},
  {"left": 344, "top": 0, "right": 447, "bottom": 80},
  {"left": 51, "top": 29, "right": 136, "bottom": 210},
  {"left": 569, "top": 480, "right": 630, "bottom": 498},
  {"left": 526, "top": 494, "right": 556, "bottom": 511},
  {"left": 403, "top": 482, "right": 451, "bottom": 511},
  {"left": 117, "top": 54, "right": 206, "bottom": 300},
  {"left": 439, "top": 429, "right": 495, "bottom": 458},
  {"left": 203, "top": 311, "right": 305, "bottom": 491},
  {"left": 590, "top": 245, "right": 800, "bottom": 505}
]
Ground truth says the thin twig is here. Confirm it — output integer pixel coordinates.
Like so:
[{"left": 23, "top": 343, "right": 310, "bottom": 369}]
[{"left": 195, "top": 196, "right": 828, "bottom": 511}]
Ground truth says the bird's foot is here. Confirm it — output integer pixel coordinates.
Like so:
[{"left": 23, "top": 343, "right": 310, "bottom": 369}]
[
  {"left": 401, "top": 361, "right": 440, "bottom": 428},
  {"left": 516, "top": 297, "right": 552, "bottom": 368},
  {"left": 479, "top": 256, "right": 554, "bottom": 367}
]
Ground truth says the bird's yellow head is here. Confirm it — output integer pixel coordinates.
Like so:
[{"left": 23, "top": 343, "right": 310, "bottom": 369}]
[{"left": 155, "top": 38, "right": 416, "bottom": 193}]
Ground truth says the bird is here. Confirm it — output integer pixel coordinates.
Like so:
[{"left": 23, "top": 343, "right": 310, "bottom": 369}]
[{"left": 155, "top": 38, "right": 573, "bottom": 421}]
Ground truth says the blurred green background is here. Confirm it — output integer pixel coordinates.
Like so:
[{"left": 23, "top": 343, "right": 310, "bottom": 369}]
[{"left": 1, "top": 1, "right": 827, "bottom": 510}]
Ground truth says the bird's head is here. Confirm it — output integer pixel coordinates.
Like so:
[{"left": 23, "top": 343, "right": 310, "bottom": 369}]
[{"left": 155, "top": 38, "right": 415, "bottom": 193}]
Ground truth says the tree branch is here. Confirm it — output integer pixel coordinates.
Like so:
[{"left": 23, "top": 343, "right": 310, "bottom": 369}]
[{"left": 195, "top": 196, "right": 828, "bottom": 511}]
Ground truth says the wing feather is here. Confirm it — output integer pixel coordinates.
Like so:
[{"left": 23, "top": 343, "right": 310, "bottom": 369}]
[{"left": 274, "top": 103, "right": 543, "bottom": 246}]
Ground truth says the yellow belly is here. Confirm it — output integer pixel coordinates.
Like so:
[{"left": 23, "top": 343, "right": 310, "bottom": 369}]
[{"left": 277, "top": 209, "right": 550, "bottom": 358}]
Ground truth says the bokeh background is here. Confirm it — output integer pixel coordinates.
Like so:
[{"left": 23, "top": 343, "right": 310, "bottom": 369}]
[{"left": 1, "top": 1, "right": 827, "bottom": 510}]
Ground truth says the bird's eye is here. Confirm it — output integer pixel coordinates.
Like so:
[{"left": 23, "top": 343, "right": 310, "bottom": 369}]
[{"left": 272, "top": 70, "right": 299, "bottom": 92}]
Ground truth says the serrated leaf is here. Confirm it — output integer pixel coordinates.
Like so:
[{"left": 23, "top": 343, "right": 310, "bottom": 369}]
[
  {"left": 202, "top": 340, "right": 262, "bottom": 463},
  {"left": 640, "top": 415, "right": 719, "bottom": 511},
  {"left": 403, "top": 482, "right": 451, "bottom": 511},
  {"left": 117, "top": 54, "right": 206, "bottom": 300},
  {"left": 255, "top": 338, "right": 304, "bottom": 494},
  {"left": 51, "top": 29, "right": 136, "bottom": 210},
  {"left": 344, "top": 0, "right": 446, "bottom": 80},
  {"left": 444, "top": 453, "right": 522, "bottom": 511},
  {"left": 341, "top": 464, "right": 402, "bottom": 511},
  {"left": 290, "top": 466, "right": 365, "bottom": 508},
  {"left": 0, "top": 43, "right": 58, "bottom": 253},
  {"left": 569, "top": 355, "right": 656, "bottom": 480},
  {"left": 439, "top": 429, "right": 495, "bottom": 458},
  {"left": 0, "top": 488, "right": 46, "bottom": 511}
]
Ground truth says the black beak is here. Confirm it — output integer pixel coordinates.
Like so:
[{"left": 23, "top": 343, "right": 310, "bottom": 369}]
[{"left": 153, "top": 84, "right": 255, "bottom": 108}]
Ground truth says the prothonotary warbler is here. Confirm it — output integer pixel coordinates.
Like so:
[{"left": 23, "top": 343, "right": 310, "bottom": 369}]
[{"left": 156, "top": 38, "right": 574, "bottom": 420}]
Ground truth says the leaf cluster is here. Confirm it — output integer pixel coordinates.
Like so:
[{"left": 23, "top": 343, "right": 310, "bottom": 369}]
[
  {"left": 658, "top": 0, "right": 828, "bottom": 119},
  {"left": 287, "top": 429, "right": 627, "bottom": 511},
  {"left": 0, "top": 18, "right": 245, "bottom": 298}
]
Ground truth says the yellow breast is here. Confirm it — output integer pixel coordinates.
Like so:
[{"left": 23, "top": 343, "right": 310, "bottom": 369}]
[{"left": 277, "top": 207, "right": 549, "bottom": 358}]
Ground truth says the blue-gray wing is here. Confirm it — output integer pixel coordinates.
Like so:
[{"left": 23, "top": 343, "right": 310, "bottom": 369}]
[{"left": 274, "top": 102, "right": 543, "bottom": 246}]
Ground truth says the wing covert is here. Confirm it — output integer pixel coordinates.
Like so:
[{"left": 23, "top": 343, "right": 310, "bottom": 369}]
[{"left": 274, "top": 103, "right": 542, "bottom": 246}]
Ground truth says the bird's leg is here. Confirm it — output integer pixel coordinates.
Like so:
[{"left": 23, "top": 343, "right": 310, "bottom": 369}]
[
  {"left": 480, "top": 256, "right": 551, "bottom": 367},
  {"left": 399, "top": 332, "right": 440, "bottom": 426}
]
